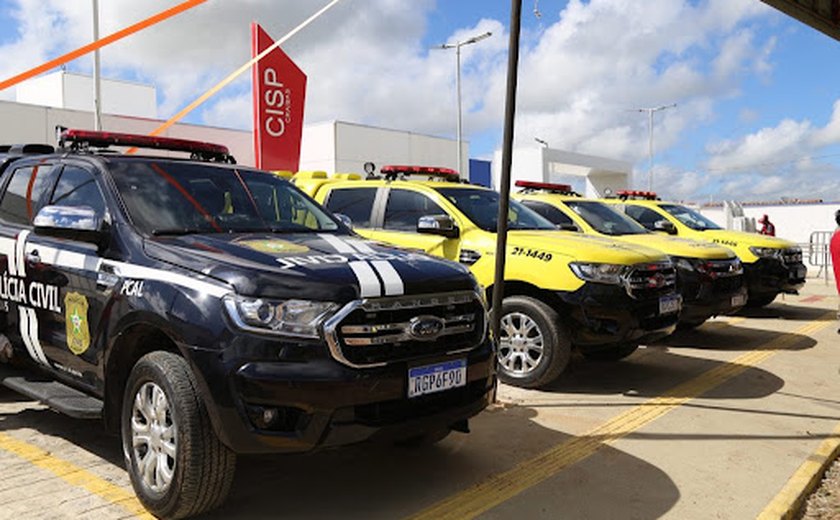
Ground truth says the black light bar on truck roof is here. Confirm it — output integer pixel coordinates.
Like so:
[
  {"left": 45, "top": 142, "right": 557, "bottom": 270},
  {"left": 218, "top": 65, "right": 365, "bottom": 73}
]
[
  {"left": 514, "top": 180, "right": 578, "bottom": 195},
  {"left": 58, "top": 128, "right": 235, "bottom": 163},
  {"left": 617, "top": 189, "right": 659, "bottom": 200},
  {"left": 380, "top": 164, "right": 461, "bottom": 181}
]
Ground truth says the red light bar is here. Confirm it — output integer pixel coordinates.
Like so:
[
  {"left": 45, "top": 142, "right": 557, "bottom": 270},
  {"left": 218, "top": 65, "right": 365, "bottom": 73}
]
[
  {"left": 380, "top": 165, "right": 460, "bottom": 177},
  {"left": 617, "top": 189, "right": 658, "bottom": 200},
  {"left": 515, "top": 180, "right": 574, "bottom": 192},
  {"left": 59, "top": 129, "right": 232, "bottom": 161}
]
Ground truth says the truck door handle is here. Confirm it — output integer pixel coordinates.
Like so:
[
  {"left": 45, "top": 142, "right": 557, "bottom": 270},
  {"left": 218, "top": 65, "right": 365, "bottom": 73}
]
[{"left": 26, "top": 250, "right": 41, "bottom": 265}]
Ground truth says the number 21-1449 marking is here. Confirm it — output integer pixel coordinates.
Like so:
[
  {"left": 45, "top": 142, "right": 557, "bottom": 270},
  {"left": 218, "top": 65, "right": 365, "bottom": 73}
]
[{"left": 511, "top": 247, "right": 553, "bottom": 262}]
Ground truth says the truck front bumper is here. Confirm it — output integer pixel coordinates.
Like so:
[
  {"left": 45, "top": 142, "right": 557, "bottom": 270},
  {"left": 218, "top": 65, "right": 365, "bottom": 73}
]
[
  {"left": 677, "top": 271, "right": 747, "bottom": 324},
  {"left": 557, "top": 285, "right": 680, "bottom": 348},
  {"left": 183, "top": 338, "right": 496, "bottom": 455},
  {"left": 744, "top": 258, "right": 807, "bottom": 298}
]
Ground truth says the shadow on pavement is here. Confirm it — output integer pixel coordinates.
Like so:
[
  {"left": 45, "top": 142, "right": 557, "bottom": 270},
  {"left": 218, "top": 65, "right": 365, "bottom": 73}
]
[
  {"left": 543, "top": 348, "right": 784, "bottom": 399},
  {"left": 206, "top": 405, "right": 680, "bottom": 520},
  {"left": 0, "top": 386, "right": 680, "bottom": 520},
  {"left": 659, "top": 324, "right": 816, "bottom": 352},
  {"left": 736, "top": 302, "right": 835, "bottom": 321},
  {"left": 0, "top": 387, "right": 123, "bottom": 468}
]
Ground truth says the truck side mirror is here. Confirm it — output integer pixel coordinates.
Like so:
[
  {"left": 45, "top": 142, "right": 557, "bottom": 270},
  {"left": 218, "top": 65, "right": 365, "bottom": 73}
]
[
  {"left": 334, "top": 213, "right": 353, "bottom": 229},
  {"left": 34, "top": 205, "right": 106, "bottom": 248},
  {"left": 654, "top": 220, "right": 677, "bottom": 235},
  {"left": 417, "top": 215, "right": 459, "bottom": 239}
]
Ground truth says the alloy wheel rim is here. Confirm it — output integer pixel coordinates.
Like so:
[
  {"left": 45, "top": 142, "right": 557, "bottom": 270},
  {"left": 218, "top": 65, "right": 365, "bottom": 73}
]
[
  {"left": 131, "top": 381, "right": 177, "bottom": 494},
  {"left": 498, "top": 312, "right": 545, "bottom": 376}
]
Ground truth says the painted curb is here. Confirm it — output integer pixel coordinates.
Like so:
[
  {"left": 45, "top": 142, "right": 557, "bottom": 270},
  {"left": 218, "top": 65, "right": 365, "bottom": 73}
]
[{"left": 757, "top": 421, "right": 840, "bottom": 520}]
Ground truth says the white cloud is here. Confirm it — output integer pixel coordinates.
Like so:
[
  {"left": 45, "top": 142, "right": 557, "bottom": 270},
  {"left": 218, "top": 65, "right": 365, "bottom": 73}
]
[
  {"left": 698, "top": 99, "right": 840, "bottom": 200},
  {"left": 0, "top": 0, "right": 805, "bottom": 201}
]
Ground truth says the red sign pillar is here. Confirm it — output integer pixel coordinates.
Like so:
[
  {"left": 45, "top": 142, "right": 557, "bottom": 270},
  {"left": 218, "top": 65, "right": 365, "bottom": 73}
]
[{"left": 251, "top": 23, "right": 307, "bottom": 171}]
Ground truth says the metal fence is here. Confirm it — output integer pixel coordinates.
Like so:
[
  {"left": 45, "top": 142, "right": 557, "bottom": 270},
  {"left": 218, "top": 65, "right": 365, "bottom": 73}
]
[{"left": 808, "top": 231, "right": 834, "bottom": 284}]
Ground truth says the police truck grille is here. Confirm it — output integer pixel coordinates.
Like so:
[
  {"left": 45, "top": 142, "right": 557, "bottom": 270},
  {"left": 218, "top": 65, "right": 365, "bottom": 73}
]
[
  {"left": 781, "top": 248, "right": 803, "bottom": 265},
  {"left": 622, "top": 263, "right": 677, "bottom": 300},
  {"left": 326, "top": 291, "right": 486, "bottom": 367}
]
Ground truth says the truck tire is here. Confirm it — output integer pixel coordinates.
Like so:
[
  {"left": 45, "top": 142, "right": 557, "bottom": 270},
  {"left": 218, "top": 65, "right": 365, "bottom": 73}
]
[
  {"left": 122, "top": 351, "right": 236, "bottom": 519},
  {"left": 581, "top": 343, "right": 639, "bottom": 361},
  {"left": 497, "top": 296, "right": 571, "bottom": 388}
]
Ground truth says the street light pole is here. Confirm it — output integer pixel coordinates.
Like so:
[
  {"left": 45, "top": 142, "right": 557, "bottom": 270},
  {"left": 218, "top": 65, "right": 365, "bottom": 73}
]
[
  {"left": 634, "top": 103, "right": 676, "bottom": 191},
  {"left": 92, "top": 0, "right": 102, "bottom": 131},
  {"left": 436, "top": 31, "right": 492, "bottom": 177}
]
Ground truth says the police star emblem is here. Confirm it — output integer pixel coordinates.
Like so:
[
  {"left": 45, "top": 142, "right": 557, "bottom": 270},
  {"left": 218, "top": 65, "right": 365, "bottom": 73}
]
[{"left": 64, "top": 292, "right": 91, "bottom": 355}]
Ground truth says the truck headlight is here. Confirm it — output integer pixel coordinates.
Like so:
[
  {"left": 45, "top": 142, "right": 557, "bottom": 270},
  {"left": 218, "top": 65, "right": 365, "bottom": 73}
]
[
  {"left": 672, "top": 257, "right": 713, "bottom": 275},
  {"left": 749, "top": 247, "right": 780, "bottom": 259},
  {"left": 569, "top": 262, "right": 627, "bottom": 285},
  {"left": 224, "top": 296, "right": 338, "bottom": 338}
]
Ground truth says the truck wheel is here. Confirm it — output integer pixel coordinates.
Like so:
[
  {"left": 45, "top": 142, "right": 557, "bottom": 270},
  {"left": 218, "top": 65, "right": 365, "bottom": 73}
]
[
  {"left": 581, "top": 343, "right": 639, "bottom": 362},
  {"left": 746, "top": 293, "right": 777, "bottom": 307},
  {"left": 122, "top": 351, "right": 236, "bottom": 519},
  {"left": 497, "top": 296, "right": 570, "bottom": 388}
]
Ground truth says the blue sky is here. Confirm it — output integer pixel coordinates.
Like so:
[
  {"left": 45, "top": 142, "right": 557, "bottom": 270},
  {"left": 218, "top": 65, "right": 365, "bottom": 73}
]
[{"left": 0, "top": 0, "right": 839, "bottom": 202}]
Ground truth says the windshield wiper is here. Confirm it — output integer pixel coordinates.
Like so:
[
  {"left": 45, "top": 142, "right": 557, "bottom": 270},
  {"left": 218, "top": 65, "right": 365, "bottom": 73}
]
[{"left": 151, "top": 228, "right": 214, "bottom": 236}]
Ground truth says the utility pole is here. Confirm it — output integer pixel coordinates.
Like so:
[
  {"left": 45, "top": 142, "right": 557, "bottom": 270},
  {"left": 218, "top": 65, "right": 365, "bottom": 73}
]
[
  {"left": 435, "top": 31, "right": 492, "bottom": 177},
  {"left": 92, "top": 0, "right": 102, "bottom": 131},
  {"left": 491, "top": 0, "right": 522, "bottom": 345},
  {"left": 633, "top": 103, "right": 676, "bottom": 191}
]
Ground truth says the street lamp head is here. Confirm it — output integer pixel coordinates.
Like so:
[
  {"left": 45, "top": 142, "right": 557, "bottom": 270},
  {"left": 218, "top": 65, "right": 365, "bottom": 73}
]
[
  {"left": 464, "top": 31, "right": 493, "bottom": 45},
  {"left": 435, "top": 31, "right": 493, "bottom": 50},
  {"left": 534, "top": 137, "right": 549, "bottom": 148}
]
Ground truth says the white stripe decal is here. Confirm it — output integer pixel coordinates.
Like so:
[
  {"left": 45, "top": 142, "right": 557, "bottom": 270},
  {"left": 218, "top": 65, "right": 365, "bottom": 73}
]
[
  {"left": 26, "top": 308, "right": 48, "bottom": 366},
  {"left": 12, "top": 244, "right": 228, "bottom": 298},
  {"left": 319, "top": 233, "right": 356, "bottom": 253},
  {"left": 102, "top": 261, "right": 230, "bottom": 298},
  {"left": 371, "top": 260, "right": 404, "bottom": 296},
  {"left": 0, "top": 237, "right": 16, "bottom": 276},
  {"left": 349, "top": 261, "right": 381, "bottom": 298},
  {"left": 346, "top": 238, "right": 375, "bottom": 254},
  {"left": 18, "top": 307, "right": 39, "bottom": 364},
  {"left": 15, "top": 230, "right": 29, "bottom": 276}
]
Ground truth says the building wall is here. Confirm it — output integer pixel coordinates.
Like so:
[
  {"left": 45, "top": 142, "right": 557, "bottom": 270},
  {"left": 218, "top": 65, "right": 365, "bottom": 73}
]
[
  {"left": 0, "top": 100, "right": 254, "bottom": 165},
  {"left": 699, "top": 202, "right": 840, "bottom": 245},
  {"left": 298, "top": 120, "right": 462, "bottom": 177},
  {"left": 16, "top": 72, "right": 157, "bottom": 119}
]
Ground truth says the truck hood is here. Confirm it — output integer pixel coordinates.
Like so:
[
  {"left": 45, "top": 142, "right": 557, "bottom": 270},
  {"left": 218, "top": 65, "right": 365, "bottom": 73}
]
[
  {"left": 614, "top": 234, "right": 735, "bottom": 260},
  {"left": 144, "top": 232, "right": 476, "bottom": 302},
  {"left": 690, "top": 229, "right": 797, "bottom": 250},
  {"left": 507, "top": 230, "right": 668, "bottom": 264}
]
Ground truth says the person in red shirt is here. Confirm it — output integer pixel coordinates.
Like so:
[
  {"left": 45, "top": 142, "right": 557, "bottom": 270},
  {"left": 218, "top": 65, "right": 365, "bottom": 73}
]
[
  {"left": 759, "top": 214, "right": 776, "bottom": 236},
  {"left": 831, "top": 209, "right": 840, "bottom": 333}
]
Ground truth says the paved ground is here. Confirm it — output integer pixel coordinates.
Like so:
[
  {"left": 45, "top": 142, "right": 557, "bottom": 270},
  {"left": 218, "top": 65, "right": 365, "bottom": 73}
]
[{"left": 0, "top": 279, "right": 838, "bottom": 520}]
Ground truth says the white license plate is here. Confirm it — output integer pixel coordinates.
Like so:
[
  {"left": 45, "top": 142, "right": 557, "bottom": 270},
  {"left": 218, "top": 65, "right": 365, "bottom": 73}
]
[
  {"left": 659, "top": 295, "right": 681, "bottom": 315},
  {"left": 731, "top": 293, "right": 747, "bottom": 307},
  {"left": 408, "top": 359, "right": 467, "bottom": 398}
]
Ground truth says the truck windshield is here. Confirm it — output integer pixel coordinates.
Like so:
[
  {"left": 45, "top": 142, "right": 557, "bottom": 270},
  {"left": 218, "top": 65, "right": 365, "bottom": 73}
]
[
  {"left": 565, "top": 200, "right": 648, "bottom": 236},
  {"left": 660, "top": 204, "right": 722, "bottom": 231},
  {"left": 435, "top": 187, "right": 556, "bottom": 232},
  {"left": 108, "top": 159, "right": 341, "bottom": 236}
]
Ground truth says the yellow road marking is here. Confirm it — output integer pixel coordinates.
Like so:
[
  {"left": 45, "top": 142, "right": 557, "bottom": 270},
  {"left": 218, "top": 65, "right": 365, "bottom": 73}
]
[
  {"left": 0, "top": 432, "right": 153, "bottom": 519},
  {"left": 756, "top": 421, "right": 840, "bottom": 520},
  {"left": 408, "top": 313, "right": 835, "bottom": 520}
]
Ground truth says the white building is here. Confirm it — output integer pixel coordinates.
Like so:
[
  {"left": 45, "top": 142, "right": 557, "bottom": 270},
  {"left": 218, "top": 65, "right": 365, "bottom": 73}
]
[
  {"left": 5, "top": 73, "right": 469, "bottom": 178},
  {"left": 492, "top": 147, "right": 631, "bottom": 197},
  {"left": 299, "top": 120, "right": 467, "bottom": 176},
  {"left": 16, "top": 71, "right": 157, "bottom": 119}
]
